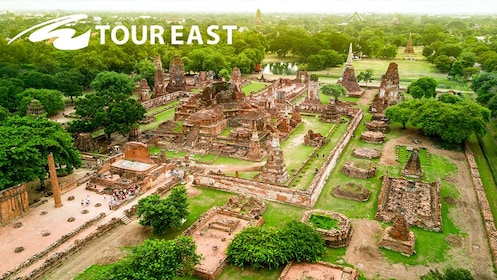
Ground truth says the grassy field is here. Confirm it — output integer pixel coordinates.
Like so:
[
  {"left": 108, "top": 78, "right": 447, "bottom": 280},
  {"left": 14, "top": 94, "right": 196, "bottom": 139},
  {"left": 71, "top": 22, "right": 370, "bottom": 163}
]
[
  {"left": 264, "top": 49, "right": 469, "bottom": 91},
  {"left": 139, "top": 107, "right": 176, "bottom": 131},
  {"left": 468, "top": 134, "right": 497, "bottom": 224},
  {"left": 242, "top": 81, "right": 270, "bottom": 96}
]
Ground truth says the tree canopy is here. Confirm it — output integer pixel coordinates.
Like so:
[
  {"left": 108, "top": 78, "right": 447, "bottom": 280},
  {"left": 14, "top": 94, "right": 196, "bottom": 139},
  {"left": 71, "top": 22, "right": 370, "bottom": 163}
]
[
  {"left": 321, "top": 84, "right": 348, "bottom": 102},
  {"left": 407, "top": 77, "right": 438, "bottom": 99},
  {"left": 100, "top": 236, "right": 201, "bottom": 280},
  {"left": 0, "top": 115, "right": 81, "bottom": 189},
  {"left": 137, "top": 186, "right": 189, "bottom": 234},
  {"left": 69, "top": 71, "right": 146, "bottom": 138},
  {"left": 385, "top": 99, "right": 490, "bottom": 144},
  {"left": 227, "top": 221, "right": 325, "bottom": 269},
  {"left": 420, "top": 267, "right": 474, "bottom": 280},
  {"left": 471, "top": 72, "right": 497, "bottom": 117}
]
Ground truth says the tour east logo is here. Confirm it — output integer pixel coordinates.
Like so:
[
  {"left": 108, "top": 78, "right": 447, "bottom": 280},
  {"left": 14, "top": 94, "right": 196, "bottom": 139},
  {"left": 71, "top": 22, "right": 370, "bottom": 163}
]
[{"left": 8, "top": 14, "right": 238, "bottom": 50}]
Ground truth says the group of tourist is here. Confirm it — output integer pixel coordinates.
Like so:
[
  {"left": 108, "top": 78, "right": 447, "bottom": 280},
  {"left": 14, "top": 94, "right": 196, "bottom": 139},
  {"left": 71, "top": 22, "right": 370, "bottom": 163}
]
[{"left": 108, "top": 185, "right": 139, "bottom": 210}]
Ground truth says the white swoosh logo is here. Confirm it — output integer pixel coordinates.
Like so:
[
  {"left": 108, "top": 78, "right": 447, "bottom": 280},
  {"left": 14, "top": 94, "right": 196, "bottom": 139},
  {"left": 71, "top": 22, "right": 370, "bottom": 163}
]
[{"left": 8, "top": 14, "right": 91, "bottom": 50}]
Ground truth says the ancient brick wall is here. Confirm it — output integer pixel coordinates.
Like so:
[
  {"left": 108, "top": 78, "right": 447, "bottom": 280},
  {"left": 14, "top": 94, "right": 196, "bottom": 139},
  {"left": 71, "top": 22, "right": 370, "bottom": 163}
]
[
  {"left": 141, "top": 91, "right": 184, "bottom": 110},
  {"left": 465, "top": 143, "right": 497, "bottom": 270},
  {"left": 307, "top": 110, "right": 363, "bottom": 205},
  {"left": 97, "top": 153, "right": 125, "bottom": 174},
  {"left": 0, "top": 183, "right": 29, "bottom": 224}
]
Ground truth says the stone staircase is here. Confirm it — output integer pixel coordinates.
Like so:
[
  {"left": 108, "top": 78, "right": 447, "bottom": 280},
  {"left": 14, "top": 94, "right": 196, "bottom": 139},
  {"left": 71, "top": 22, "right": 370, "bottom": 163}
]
[{"left": 119, "top": 214, "right": 132, "bottom": 225}]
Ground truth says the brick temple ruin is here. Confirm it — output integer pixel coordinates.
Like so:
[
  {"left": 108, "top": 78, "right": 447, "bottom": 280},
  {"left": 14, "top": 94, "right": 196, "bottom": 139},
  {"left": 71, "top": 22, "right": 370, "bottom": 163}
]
[
  {"left": 184, "top": 195, "right": 266, "bottom": 280},
  {"left": 259, "top": 133, "right": 289, "bottom": 185},
  {"left": 375, "top": 171, "right": 442, "bottom": 232},
  {"left": 279, "top": 261, "right": 359, "bottom": 280},
  {"left": 404, "top": 32, "right": 415, "bottom": 54},
  {"left": 379, "top": 211, "right": 416, "bottom": 256},
  {"left": 86, "top": 142, "right": 176, "bottom": 200},
  {"left": 369, "top": 62, "right": 402, "bottom": 113},
  {"left": 146, "top": 68, "right": 317, "bottom": 161},
  {"left": 337, "top": 43, "right": 364, "bottom": 97},
  {"left": 301, "top": 209, "right": 353, "bottom": 248},
  {"left": 0, "top": 183, "right": 29, "bottom": 224},
  {"left": 402, "top": 147, "right": 423, "bottom": 179},
  {"left": 361, "top": 113, "right": 389, "bottom": 144},
  {"left": 342, "top": 161, "right": 377, "bottom": 179}
]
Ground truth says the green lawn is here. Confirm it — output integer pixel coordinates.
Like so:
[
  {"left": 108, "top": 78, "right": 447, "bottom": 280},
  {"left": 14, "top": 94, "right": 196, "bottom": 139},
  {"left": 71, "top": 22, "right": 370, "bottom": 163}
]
[
  {"left": 468, "top": 134, "right": 497, "bottom": 225},
  {"left": 139, "top": 107, "right": 176, "bottom": 131},
  {"left": 242, "top": 81, "right": 270, "bottom": 96}
]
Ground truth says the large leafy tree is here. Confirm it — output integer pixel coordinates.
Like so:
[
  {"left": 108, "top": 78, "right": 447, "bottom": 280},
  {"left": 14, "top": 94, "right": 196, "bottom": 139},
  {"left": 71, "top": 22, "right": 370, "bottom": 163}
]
[
  {"left": 137, "top": 186, "right": 189, "bottom": 234},
  {"left": 386, "top": 99, "right": 490, "bottom": 143},
  {"left": 471, "top": 72, "right": 497, "bottom": 116},
  {"left": 54, "top": 70, "right": 84, "bottom": 103},
  {"left": 357, "top": 69, "right": 374, "bottom": 86},
  {"left": 18, "top": 88, "right": 65, "bottom": 117},
  {"left": 227, "top": 221, "right": 324, "bottom": 269},
  {"left": 321, "top": 84, "right": 348, "bottom": 102},
  {"left": 0, "top": 115, "right": 81, "bottom": 189},
  {"left": 407, "top": 77, "right": 438, "bottom": 99},
  {"left": 69, "top": 71, "right": 145, "bottom": 139},
  {"left": 421, "top": 267, "right": 474, "bottom": 280},
  {"left": 102, "top": 236, "right": 201, "bottom": 280}
]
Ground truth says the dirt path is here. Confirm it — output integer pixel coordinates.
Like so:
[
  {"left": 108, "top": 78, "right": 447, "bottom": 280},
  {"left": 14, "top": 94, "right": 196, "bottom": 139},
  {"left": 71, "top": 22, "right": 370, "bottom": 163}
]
[{"left": 357, "top": 88, "right": 376, "bottom": 106}]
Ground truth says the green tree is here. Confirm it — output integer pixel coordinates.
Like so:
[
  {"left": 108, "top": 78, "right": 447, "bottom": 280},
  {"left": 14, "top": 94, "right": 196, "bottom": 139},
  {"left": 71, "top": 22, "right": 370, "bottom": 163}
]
[
  {"left": 407, "top": 77, "right": 438, "bottom": 99},
  {"left": 0, "top": 115, "right": 81, "bottom": 189},
  {"left": 385, "top": 100, "right": 420, "bottom": 129},
  {"left": 434, "top": 54, "right": 453, "bottom": 73},
  {"left": 137, "top": 186, "right": 189, "bottom": 234},
  {"left": 278, "top": 220, "right": 325, "bottom": 263},
  {"left": 102, "top": 236, "right": 201, "bottom": 280},
  {"left": 0, "top": 105, "right": 10, "bottom": 122},
  {"left": 438, "top": 93, "right": 462, "bottom": 104},
  {"left": 321, "top": 84, "right": 348, "bottom": 102},
  {"left": 387, "top": 99, "right": 490, "bottom": 144},
  {"left": 227, "top": 221, "right": 324, "bottom": 269},
  {"left": 420, "top": 267, "right": 474, "bottom": 280},
  {"left": 54, "top": 70, "right": 84, "bottom": 103},
  {"left": 69, "top": 72, "right": 145, "bottom": 138},
  {"left": 91, "top": 71, "right": 134, "bottom": 95},
  {"left": 448, "top": 61, "right": 464, "bottom": 80},
  {"left": 134, "top": 58, "right": 156, "bottom": 88},
  {"left": 357, "top": 69, "right": 373, "bottom": 86},
  {"left": 18, "top": 88, "right": 65, "bottom": 117}
]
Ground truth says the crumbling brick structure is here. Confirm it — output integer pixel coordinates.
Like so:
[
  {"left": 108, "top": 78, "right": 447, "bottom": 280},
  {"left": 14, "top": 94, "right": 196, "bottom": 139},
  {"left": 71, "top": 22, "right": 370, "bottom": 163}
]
[
  {"left": 304, "top": 130, "right": 328, "bottom": 147},
  {"left": 369, "top": 62, "right": 401, "bottom": 113},
  {"left": 376, "top": 171, "right": 442, "bottom": 232},
  {"left": 342, "top": 161, "right": 377, "bottom": 179},
  {"left": 402, "top": 147, "right": 423, "bottom": 179},
  {"left": 301, "top": 209, "right": 353, "bottom": 248},
  {"left": 166, "top": 56, "right": 187, "bottom": 93},
  {"left": 352, "top": 147, "right": 381, "bottom": 159},
  {"left": 0, "top": 183, "right": 29, "bottom": 224},
  {"left": 379, "top": 211, "right": 416, "bottom": 256},
  {"left": 360, "top": 131, "right": 385, "bottom": 143},
  {"left": 337, "top": 43, "right": 363, "bottom": 97}
]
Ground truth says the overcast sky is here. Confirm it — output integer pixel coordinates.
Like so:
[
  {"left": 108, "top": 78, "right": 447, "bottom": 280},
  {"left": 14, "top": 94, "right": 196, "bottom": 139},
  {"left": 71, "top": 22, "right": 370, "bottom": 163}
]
[{"left": 1, "top": 0, "right": 497, "bottom": 14}]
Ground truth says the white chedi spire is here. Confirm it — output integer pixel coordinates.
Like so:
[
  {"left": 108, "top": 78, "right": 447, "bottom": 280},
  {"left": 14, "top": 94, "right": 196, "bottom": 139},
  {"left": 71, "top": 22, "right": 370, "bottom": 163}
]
[{"left": 346, "top": 42, "right": 353, "bottom": 68}]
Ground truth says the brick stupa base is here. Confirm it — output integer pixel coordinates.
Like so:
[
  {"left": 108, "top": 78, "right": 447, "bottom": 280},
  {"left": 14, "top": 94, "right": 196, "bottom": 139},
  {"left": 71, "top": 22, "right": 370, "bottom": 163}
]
[{"left": 379, "top": 226, "right": 416, "bottom": 256}]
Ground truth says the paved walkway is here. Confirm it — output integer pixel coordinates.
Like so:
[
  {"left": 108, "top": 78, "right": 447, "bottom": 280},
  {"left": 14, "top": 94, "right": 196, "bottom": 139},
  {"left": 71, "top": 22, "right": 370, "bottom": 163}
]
[{"left": 0, "top": 179, "right": 163, "bottom": 277}]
